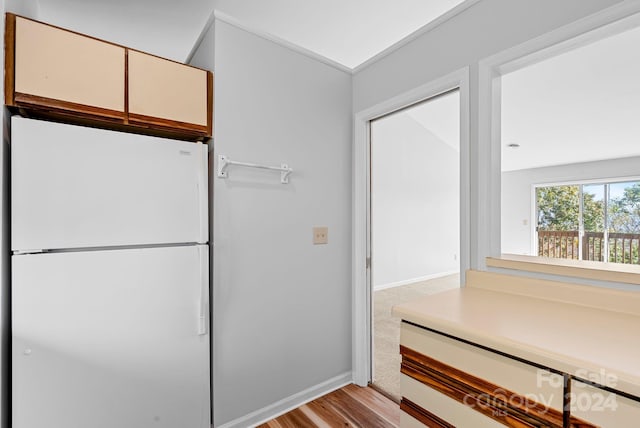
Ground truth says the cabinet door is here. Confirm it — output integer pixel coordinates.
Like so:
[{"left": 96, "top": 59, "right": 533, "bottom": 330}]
[
  {"left": 128, "top": 50, "right": 211, "bottom": 135},
  {"left": 10, "top": 15, "right": 125, "bottom": 116},
  {"left": 570, "top": 380, "right": 640, "bottom": 427}
]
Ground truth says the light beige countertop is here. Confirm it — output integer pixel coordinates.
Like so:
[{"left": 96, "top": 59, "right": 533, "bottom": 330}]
[{"left": 392, "top": 274, "right": 640, "bottom": 398}]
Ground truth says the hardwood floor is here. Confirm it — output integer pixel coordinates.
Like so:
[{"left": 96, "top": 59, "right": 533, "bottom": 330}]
[{"left": 257, "top": 383, "right": 400, "bottom": 428}]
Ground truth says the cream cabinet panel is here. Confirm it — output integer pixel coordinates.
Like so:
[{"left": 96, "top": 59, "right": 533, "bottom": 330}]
[
  {"left": 571, "top": 380, "right": 640, "bottom": 427},
  {"left": 401, "top": 322, "right": 565, "bottom": 411},
  {"left": 14, "top": 16, "right": 125, "bottom": 112},
  {"left": 399, "top": 413, "right": 428, "bottom": 428},
  {"left": 128, "top": 51, "right": 208, "bottom": 127}
]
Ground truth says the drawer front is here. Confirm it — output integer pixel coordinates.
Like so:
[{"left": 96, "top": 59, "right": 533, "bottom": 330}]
[
  {"left": 14, "top": 16, "right": 125, "bottom": 113},
  {"left": 401, "top": 374, "right": 503, "bottom": 427},
  {"left": 570, "top": 380, "right": 640, "bottom": 427},
  {"left": 128, "top": 50, "right": 209, "bottom": 128},
  {"left": 401, "top": 322, "right": 564, "bottom": 411},
  {"left": 400, "top": 412, "right": 430, "bottom": 428}
]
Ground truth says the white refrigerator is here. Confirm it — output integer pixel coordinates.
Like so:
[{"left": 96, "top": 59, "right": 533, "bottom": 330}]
[{"left": 10, "top": 117, "right": 210, "bottom": 428}]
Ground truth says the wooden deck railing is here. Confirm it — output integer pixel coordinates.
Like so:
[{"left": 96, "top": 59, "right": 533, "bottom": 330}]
[
  {"left": 583, "top": 232, "right": 605, "bottom": 262},
  {"left": 538, "top": 230, "right": 640, "bottom": 264},
  {"left": 538, "top": 230, "right": 579, "bottom": 260}
]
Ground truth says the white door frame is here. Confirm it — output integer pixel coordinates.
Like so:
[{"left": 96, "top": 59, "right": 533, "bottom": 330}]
[{"left": 352, "top": 67, "right": 471, "bottom": 386}]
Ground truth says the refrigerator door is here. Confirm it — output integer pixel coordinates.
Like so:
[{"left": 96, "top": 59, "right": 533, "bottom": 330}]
[
  {"left": 11, "top": 117, "right": 208, "bottom": 251},
  {"left": 12, "top": 245, "right": 210, "bottom": 428}
]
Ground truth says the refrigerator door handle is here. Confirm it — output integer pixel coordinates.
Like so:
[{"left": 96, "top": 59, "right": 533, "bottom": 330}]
[
  {"left": 198, "top": 245, "right": 209, "bottom": 336},
  {"left": 197, "top": 143, "right": 208, "bottom": 244}
]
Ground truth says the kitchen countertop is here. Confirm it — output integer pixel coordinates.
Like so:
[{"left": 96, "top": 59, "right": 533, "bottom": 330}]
[{"left": 392, "top": 283, "right": 640, "bottom": 398}]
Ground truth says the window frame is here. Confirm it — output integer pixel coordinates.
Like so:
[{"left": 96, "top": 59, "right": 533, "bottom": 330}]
[{"left": 533, "top": 178, "right": 640, "bottom": 262}]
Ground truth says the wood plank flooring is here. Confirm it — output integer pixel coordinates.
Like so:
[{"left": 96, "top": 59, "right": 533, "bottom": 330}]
[{"left": 257, "top": 384, "right": 400, "bottom": 428}]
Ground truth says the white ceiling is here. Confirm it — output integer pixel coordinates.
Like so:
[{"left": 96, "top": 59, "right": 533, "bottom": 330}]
[
  {"left": 31, "top": 0, "right": 467, "bottom": 67},
  {"left": 211, "top": 0, "right": 466, "bottom": 69}
]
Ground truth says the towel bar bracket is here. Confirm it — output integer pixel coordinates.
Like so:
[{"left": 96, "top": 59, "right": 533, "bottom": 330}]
[{"left": 217, "top": 155, "right": 293, "bottom": 184}]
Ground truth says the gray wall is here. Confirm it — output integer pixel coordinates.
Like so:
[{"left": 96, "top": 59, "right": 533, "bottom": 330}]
[
  {"left": 502, "top": 157, "right": 640, "bottom": 255},
  {"left": 190, "top": 19, "right": 353, "bottom": 426},
  {"left": 371, "top": 113, "right": 459, "bottom": 289},
  {"left": 353, "top": 0, "right": 623, "bottom": 113},
  {"left": 188, "top": 17, "right": 214, "bottom": 71},
  {"left": 353, "top": 0, "right": 625, "bottom": 270}
]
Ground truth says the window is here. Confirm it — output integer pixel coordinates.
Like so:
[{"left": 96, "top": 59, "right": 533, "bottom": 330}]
[{"left": 535, "top": 180, "right": 640, "bottom": 264}]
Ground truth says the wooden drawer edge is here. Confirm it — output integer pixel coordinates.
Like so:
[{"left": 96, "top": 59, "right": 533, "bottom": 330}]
[
  {"left": 401, "top": 345, "right": 596, "bottom": 428},
  {"left": 14, "top": 93, "right": 125, "bottom": 120},
  {"left": 401, "top": 398, "right": 455, "bottom": 428}
]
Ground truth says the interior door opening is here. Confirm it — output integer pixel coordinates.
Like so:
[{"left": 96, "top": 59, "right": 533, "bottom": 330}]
[{"left": 368, "top": 89, "right": 461, "bottom": 401}]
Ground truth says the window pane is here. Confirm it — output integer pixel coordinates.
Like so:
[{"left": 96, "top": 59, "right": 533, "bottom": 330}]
[
  {"left": 583, "top": 184, "right": 605, "bottom": 261},
  {"left": 608, "top": 181, "right": 640, "bottom": 264},
  {"left": 536, "top": 185, "right": 579, "bottom": 231},
  {"left": 536, "top": 185, "right": 579, "bottom": 259}
]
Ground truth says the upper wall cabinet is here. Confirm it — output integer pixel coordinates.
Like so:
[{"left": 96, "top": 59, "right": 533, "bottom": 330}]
[
  {"left": 4, "top": 14, "right": 213, "bottom": 141},
  {"left": 128, "top": 50, "right": 211, "bottom": 135},
  {"left": 10, "top": 15, "right": 126, "bottom": 118}
]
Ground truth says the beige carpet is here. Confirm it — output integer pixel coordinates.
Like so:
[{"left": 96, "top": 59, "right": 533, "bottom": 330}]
[{"left": 372, "top": 274, "right": 460, "bottom": 402}]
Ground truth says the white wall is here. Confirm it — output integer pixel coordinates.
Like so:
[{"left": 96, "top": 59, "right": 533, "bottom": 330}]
[
  {"left": 371, "top": 113, "right": 459, "bottom": 289},
  {"left": 353, "top": 0, "right": 624, "bottom": 269},
  {"left": 5, "top": 0, "right": 38, "bottom": 17},
  {"left": 190, "top": 19, "right": 353, "bottom": 427},
  {"left": 502, "top": 156, "right": 640, "bottom": 255}
]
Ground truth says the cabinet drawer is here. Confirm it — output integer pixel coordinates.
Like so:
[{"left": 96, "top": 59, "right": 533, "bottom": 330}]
[
  {"left": 570, "top": 380, "right": 640, "bottom": 427},
  {"left": 401, "top": 322, "right": 564, "bottom": 411},
  {"left": 128, "top": 50, "right": 210, "bottom": 131},
  {"left": 401, "top": 374, "right": 503, "bottom": 427},
  {"left": 11, "top": 16, "right": 125, "bottom": 115}
]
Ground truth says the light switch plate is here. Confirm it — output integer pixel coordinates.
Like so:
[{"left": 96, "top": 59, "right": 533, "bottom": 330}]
[{"left": 313, "top": 226, "right": 328, "bottom": 245}]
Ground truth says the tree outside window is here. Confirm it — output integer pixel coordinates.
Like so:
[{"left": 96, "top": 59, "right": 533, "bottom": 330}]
[{"left": 536, "top": 181, "right": 640, "bottom": 263}]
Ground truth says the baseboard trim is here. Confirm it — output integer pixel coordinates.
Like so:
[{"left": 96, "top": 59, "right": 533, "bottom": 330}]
[
  {"left": 374, "top": 270, "right": 459, "bottom": 291},
  {"left": 217, "top": 371, "right": 352, "bottom": 428}
]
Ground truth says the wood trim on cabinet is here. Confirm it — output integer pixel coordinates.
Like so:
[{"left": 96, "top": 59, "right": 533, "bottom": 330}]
[
  {"left": 400, "top": 398, "right": 455, "bottom": 428},
  {"left": 207, "top": 71, "right": 214, "bottom": 137},
  {"left": 14, "top": 93, "right": 125, "bottom": 120},
  {"left": 128, "top": 112, "right": 209, "bottom": 134},
  {"left": 4, "top": 12, "right": 213, "bottom": 142},
  {"left": 400, "top": 345, "right": 596, "bottom": 428},
  {"left": 14, "top": 107, "right": 208, "bottom": 142},
  {"left": 124, "top": 49, "right": 129, "bottom": 124},
  {"left": 4, "top": 13, "right": 16, "bottom": 106}
]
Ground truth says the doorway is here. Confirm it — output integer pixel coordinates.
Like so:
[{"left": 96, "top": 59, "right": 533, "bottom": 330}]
[
  {"left": 351, "top": 67, "right": 470, "bottom": 389},
  {"left": 369, "top": 90, "right": 461, "bottom": 400}
]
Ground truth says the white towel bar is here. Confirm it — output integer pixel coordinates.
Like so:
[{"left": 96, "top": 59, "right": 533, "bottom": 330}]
[{"left": 217, "top": 155, "right": 293, "bottom": 184}]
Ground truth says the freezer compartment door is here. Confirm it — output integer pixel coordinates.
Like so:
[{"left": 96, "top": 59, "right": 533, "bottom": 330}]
[
  {"left": 11, "top": 117, "right": 208, "bottom": 251},
  {"left": 12, "top": 245, "right": 210, "bottom": 428}
]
